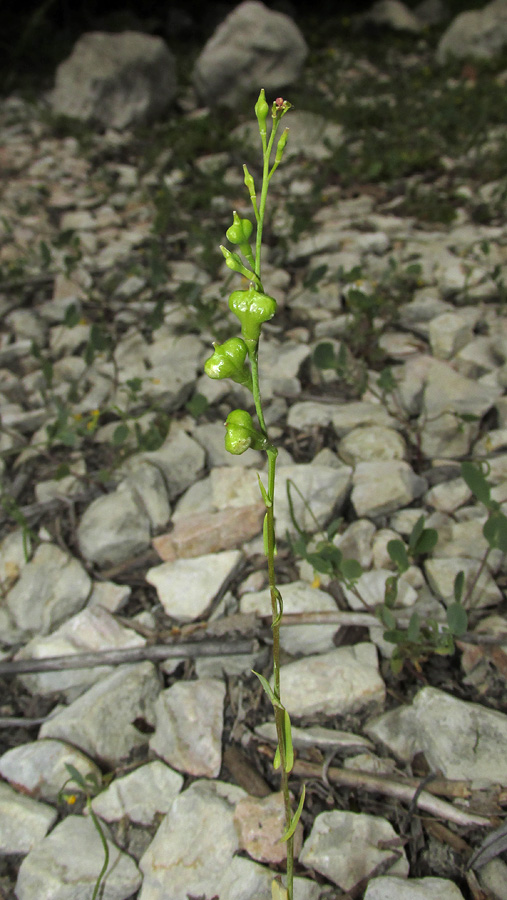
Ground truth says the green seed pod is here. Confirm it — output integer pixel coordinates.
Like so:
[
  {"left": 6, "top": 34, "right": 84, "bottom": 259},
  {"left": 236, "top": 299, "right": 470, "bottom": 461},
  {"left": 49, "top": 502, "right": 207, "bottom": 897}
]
[
  {"left": 274, "top": 128, "right": 289, "bottom": 166},
  {"left": 204, "top": 338, "right": 253, "bottom": 391},
  {"left": 224, "top": 409, "right": 267, "bottom": 455},
  {"left": 226, "top": 211, "right": 253, "bottom": 245},
  {"left": 220, "top": 245, "right": 255, "bottom": 280},
  {"left": 229, "top": 287, "right": 277, "bottom": 349},
  {"left": 255, "top": 88, "right": 269, "bottom": 138}
]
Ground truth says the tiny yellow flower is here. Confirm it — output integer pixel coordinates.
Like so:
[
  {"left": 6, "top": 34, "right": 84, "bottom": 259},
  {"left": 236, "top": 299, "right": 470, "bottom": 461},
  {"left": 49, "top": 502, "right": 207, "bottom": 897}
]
[
  {"left": 64, "top": 793, "right": 77, "bottom": 805},
  {"left": 311, "top": 574, "right": 321, "bottom": 589},
  {"left": 73, "top": 413, "right": 83, "bottom": 422},
  {"left": 151, "top": 378, "right": 161, "bottom": 385}
]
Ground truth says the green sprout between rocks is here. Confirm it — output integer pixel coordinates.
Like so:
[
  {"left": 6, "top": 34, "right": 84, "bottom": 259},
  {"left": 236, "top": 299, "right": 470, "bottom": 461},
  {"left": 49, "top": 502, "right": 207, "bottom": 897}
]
[{"left": 204, "top": 89, "right": 303, "bottom": 900}]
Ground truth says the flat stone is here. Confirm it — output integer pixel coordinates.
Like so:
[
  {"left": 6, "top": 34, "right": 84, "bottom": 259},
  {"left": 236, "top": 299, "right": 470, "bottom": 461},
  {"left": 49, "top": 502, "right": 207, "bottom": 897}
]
[
  {"left": 0, "top": 781, "right": 57, "bottom": 854},
  {"left": 149, "top": 678, "right": 225, "bottom": 777},
  {"left": 342, "top": 569, "right": 417, "bottom": 610},
  {"left": 234, "top": 791, "right": 303, "bottom": 865},
  {"left": 193, "top": 1, "right": 307, "bottom": 106},
  {"left": 275, "top": 464, "right": 352, "bottom": 536},
  {"left": 139, "top": 780, "right": 266, "bottom": 900},
  {"left": 338, "top": 425, "right": 407, "bottom": 465},
  {"left": 366, "top": 686, "right": 507, "bottom": 786},
  {"left": 16, "top": 815, "right": 141, "bottom": 900},
  {"left": 118, "top": 462, "right": 171, "bottom": 530},
  {"left": 40, "top": 662, "right": 161, "bottom": 766},
  {"left": 364, "top": 875, "right": 466, "bottom": 899},
  {"left": 146, "top": 549, "right": 241, "bottom": 621},
  {"left": 428, "top": 312, "right": 474, "bottom": 360},
  {"left": 277, "top": 644, "right": 385, "bottom": 718},
  {"left": 240, "top": 580, "right": 339, "bottom": 655},
  {"left": 300, "top": 809, "right": 409, "bottom": 890},
  {"left": 91, "top": 760, "right": 183, "bottom": 826},
  {"left": 137, "top": 429, "right": 206, "bottom": 500},
  {"left": 425, "top": 477, "right": 472, "bottom": 513},
  {"left": 4, "top": 543, "right": 91, "bottom": 641},
  {"left": 0, "top": 739, "right": 101, "bottom": 803},
  {"left": 437, "top": 0, "right": 507, "bottom": 63},
  {"left": 77, "top": 487, "right": 151, "bottom": 567},
  {"left": 51, "top": 31, "right": 177, "bottom": 128},
  {"left": 335, "top": 519, "right": 376, "bottom": 569},
  {"left": 15, "top": 605, "right": 145, "bottom": 699},
  {"left": 352, "top": 461, "right": 427, "bottom": 518},
  {"left": 153, "top": 504, "right": 264, "bottom": 561},
  {"left": 424, "top": 557, "right": 502, "bottom": 608}
]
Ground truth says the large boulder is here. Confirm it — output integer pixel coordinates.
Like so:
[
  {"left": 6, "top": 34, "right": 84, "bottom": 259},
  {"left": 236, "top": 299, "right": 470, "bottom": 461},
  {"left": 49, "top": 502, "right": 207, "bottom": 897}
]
[
  {"left": 437, "top": 0, "right": 507, "bottom": 63},
  {"left": 51, "top": 31, "right": 177, "bottom": 128},
  {"left": 192, "top": 0, "right": 307, "bottom": 107}
]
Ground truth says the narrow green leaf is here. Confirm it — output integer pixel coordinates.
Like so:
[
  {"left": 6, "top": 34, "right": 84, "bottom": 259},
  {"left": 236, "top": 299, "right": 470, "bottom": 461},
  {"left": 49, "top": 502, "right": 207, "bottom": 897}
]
[
  {"left": 384, "top": 575, "right": 398, "bottom": 608},
  {"left": 454, "top": 570, "right": 465, "bottom": 603},
  {"left": 273, "top": 745, "right": 281, "bottom": 770},
  {"left": 257, "top": 473, "right": 272, "bottom": 507},
  {"left": 446, "top": 602, "right": 468, "bottom": 637},
  {"left": 379, "top": 607, "right": 396, "bottom": 630},
  {"left": 483, "top": 510, "right": 507, "bottom": 553},
  {"left": 313, "top": 342, "right": 336, "bottom": 370},
  {"left": 408, "top": 516, "right": 425, "bottom": 554},
  {"left": 64, "top": 763, "right": 88, "bottom": 791},
  {"left": 390, "top": 655, "right": 404, "bottom": 675},
  {"left": 407, "top": 612, "right": 420, "bottom": 643},
  {"left": 252, "top": 670, "right": 283, "bottom": 709},
  {"left": 387, "top": 540, "right": 409, "bottom": 573},
  {"left": 326, "top": 518, "right": 342, "bottom": 541},
  {"left": 340, "top": 558, "right": 363, "bottom": 581},
  {"left": 263, "top": 513, "right": 269, "bottom": 557},
  {"left": 412, "top": 528, "right": 438, "bottom": 556},
  {"left": 281, "top": 785, "right": 305, "bottom": 842},
  {"left": 282, "top": 709, "right": 294, "bottom": 773},
  {"left": 461, "top": 461, "right": 491, "bottom": 507},
  {"left": 383, "top": 628, "right": 405, "bottom": 644},
  {"left": 272, "top": 588, "right": 283, "bottom": 628},
  {"left": 112, "top": 423, "right": 130, "bottom": 446}
]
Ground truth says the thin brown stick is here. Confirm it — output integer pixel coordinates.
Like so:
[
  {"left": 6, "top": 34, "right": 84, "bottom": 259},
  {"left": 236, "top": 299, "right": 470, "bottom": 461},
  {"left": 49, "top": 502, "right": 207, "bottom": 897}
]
[
  {"left": 291, "top": 759, "right": 493, "bottom": 828},
  {"left": 0, "top": 639, "right": 258, "bottom": 676}
]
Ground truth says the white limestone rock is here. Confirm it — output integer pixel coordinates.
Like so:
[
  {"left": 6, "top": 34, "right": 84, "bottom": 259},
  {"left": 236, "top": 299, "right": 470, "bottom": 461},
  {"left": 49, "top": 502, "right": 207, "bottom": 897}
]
[
  {"left": 275, "top": 463, "right": 352, "bottom": 536},
  {"left": 4, "top": 543, "right": 91, "bottom": 641},
  {"left": 51, "top": 31, "right": 177, "bottom": 128},
  {"left": 14, "top": 605, "right": 145, "bottom": 699},
  {"left": 277, "top": 644, "right": 385, "bottom": 718},
  {"left": 16, "top": 815, "right": 141, "bottom": 900},
  {"left": 341, "top": 568, "right": 418, "bottom": 610},
  {"left": 0, "top": 781, "right": 57, "bottom": 855},
  {"left": 192, "top": 1, "right": 307, "bottom": 107},
  {"left": 77, "top": 486, "right": 151, "bottom": 567},
  {"left": 91, "top": 760, "right": 183, "bottom": 825},
  {"left": 366, "top": 686, "right": 507, "bottom": 786},
  {"left": 117, "top": 462, "right": 171, "bottom": 530},
  {"left": 364, "top": 875, "right": 466, "bottom": 900},
  {"left": 0, "top": 739, "right": 102, "bottom": 803},
  {"left": 437, "top": 0, "right": 507, "bottom": 62},
  {"left": 40, "top": 662, "right": 161, "bottom": 766},
  {"left": 149, "top": 678, "right": 225, "bottom": 778},
  {"left": 351, "top": 460, "right": 427, "bottom": 518},
  {"left": 136, "top": 429, "right": 206, "bottom": 501},
  {"left": 424, "top": 556, "right": 502, "bottom": 608},
  {"left": 300, "top": 809, "right": 409, "bottom": 890},
  {"left": 428, "top": 312, "right": 474, "bottom": 360},
  {"left": 240, "top": 580, "right": 339, "bottom": 655},
  {"left": 338, "top": 425, "right": 407, "bottom": 465},
  {"left": 146, "top": 549, "right": 241, "bottom": 621}
]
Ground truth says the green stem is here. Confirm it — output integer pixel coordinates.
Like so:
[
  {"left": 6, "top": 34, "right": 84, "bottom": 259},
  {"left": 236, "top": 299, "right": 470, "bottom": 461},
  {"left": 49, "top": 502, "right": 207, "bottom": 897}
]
[{"left": 255, "top": 119, "right": 281, "bottom": 282}]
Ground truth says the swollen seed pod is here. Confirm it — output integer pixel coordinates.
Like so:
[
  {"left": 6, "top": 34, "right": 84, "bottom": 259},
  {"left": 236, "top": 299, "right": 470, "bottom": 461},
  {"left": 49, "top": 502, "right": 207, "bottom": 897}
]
[
  {"left": 229, "top": 287, "right": 277, "bottom": 350},
  {"left": 255, "top": 88, "right": 269, "bottom": 138},
  {"left": 224, "top": 409, "right": 267, "bottom": 455},
  {"left": 204, "top": 338, "right": 253, "bottom": 391},
  {"left": 226, "top": 211, "right": 253, "bottom": 246}
]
